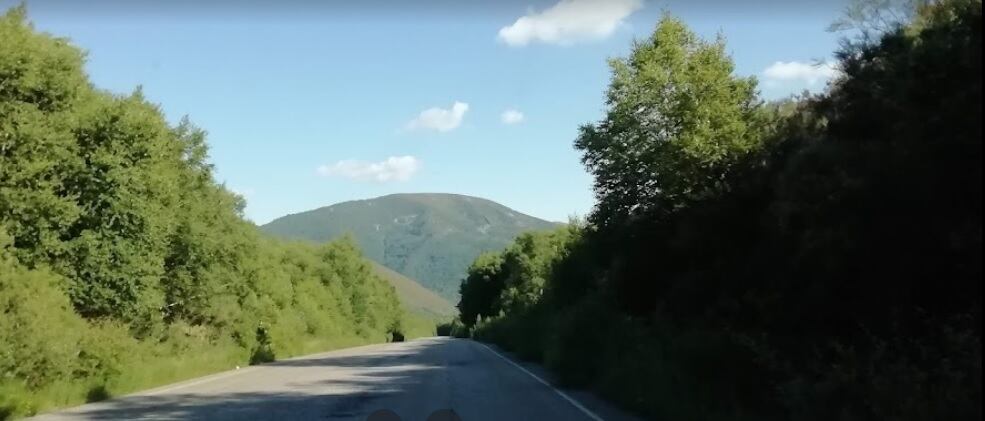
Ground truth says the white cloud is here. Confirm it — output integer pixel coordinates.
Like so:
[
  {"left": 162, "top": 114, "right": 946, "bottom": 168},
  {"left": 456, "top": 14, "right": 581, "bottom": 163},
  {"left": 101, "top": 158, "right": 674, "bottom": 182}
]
[
  {"left": 405, "top": 101, "right": 469, "bottom": 132},
  {"left": 762, "top": 61, "right": 840, "bottom": 85},
  {"left": 497, "top": 0, "right": 643, "bottom": 47},
  {"left": 316, "top": 156, "right": 421, "bottom": 183},
  {"left": 501, "top": 108, "right": 525, "bottom": 125}
]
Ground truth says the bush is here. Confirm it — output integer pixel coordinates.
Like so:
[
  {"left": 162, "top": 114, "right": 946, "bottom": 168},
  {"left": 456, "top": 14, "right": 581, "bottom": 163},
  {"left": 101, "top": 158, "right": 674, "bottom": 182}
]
[
  {"left": 542, "top": 297, "right": 614, "bottom": 387},
  {"left": 436, "top": 319, "right": 469, "bottom": 337},
  {"left": 0, "top": 257, "right": 84, "bottom": 391},
  {"left": 249, "top": 325, "right": 276, "bottom": 365}
]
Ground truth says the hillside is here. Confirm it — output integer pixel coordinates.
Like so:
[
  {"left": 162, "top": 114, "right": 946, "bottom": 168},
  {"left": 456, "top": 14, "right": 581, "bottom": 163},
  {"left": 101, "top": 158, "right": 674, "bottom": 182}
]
[
  {"left": 369, "top": 261, "right": 456, "bottom": 319},
  {"left": 262, "top": 193, "right": 558, "bottom": 300}
]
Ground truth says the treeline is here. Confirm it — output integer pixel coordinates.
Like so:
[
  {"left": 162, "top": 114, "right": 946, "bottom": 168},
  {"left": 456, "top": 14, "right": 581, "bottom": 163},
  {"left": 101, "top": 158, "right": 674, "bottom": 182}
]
[
  {"left": 458, "top": 1, "right": 981, "bottom": 420},
  {"left": 0, "top": 7, "right": 422, "bottom": 418}
]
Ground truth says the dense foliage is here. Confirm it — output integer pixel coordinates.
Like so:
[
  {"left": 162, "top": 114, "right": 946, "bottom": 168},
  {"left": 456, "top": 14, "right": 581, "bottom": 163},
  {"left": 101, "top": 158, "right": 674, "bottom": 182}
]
[
  {"left": 262, "top": 193, "right": 558, "bottom": 301},
  {"left": 0, "top": 8, "right": 421, "bottom": 418},
  {"left": 460, "top": 3, "right": 981, "bottom": 420}
]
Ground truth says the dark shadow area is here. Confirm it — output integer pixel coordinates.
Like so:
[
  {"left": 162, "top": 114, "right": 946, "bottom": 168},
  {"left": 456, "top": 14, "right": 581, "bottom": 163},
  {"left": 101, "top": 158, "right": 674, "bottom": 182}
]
[
  {"left": 366, "top": 409, "right": 402, "bottom": 421},
  {"left": 0, "top": 405, "right": 14, "bottom": 421},
  {"left": 85, "top": 385, "right": 111, "bottom": 403},
  {"left": 426, "top": 408, "right": 463, "bottom": 421},
  {"left": 266, "top": 341, "right": 435, "bottom": 368},
  {"left": 46, "top": 340, "right": 449, "bottom": 421}
]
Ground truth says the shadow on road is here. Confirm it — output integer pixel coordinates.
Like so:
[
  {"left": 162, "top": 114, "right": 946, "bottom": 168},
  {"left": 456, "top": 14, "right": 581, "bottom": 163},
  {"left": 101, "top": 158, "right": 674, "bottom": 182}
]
[{"left": 44, "top": 340, "right": 449, "bottom": 421}]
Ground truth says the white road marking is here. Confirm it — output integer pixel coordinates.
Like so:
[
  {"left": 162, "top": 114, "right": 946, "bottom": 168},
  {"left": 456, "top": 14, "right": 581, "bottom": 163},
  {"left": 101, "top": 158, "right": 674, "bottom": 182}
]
[{"left": 474, "top": 341, "right": 605, "bottom": 421}]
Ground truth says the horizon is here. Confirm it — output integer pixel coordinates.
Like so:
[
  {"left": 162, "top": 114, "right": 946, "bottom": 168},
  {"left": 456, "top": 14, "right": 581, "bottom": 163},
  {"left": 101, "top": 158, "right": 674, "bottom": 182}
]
[{"left": 7, "top": 0, "right": 848, "bottom": 224}]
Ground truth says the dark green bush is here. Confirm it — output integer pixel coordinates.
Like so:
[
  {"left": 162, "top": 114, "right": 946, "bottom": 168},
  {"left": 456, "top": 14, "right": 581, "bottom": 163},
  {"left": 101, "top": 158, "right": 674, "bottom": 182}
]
[
  {"left": 435, "top": 322, "right": 454, "bottom": 336},
  {"left": 436, "top": 319, "right": 470, "bottom": 338},
  {"left": 459, "top": 2, "right": 982, "bottom": 420},
  {"left": 249, "top": 325, "right": 276, "bottom": 365}
]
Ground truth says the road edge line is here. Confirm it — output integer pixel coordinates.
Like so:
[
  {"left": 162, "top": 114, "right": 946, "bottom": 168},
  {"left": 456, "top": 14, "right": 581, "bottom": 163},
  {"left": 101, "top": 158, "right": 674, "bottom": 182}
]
[{"left": 474, "top": 341, "right": 605, "bottom": 421}]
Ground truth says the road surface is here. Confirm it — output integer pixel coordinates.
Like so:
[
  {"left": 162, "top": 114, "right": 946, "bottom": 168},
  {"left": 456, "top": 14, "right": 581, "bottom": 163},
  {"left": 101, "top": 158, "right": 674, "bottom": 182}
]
[{"left": 31, "top": 337, "right": 639, "bottom": 421}]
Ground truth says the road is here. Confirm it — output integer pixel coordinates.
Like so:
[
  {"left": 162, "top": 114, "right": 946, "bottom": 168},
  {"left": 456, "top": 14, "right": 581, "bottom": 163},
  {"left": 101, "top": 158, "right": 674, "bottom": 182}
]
[{"left": 31, "top": 337, "right": 640, "bottom": 421}]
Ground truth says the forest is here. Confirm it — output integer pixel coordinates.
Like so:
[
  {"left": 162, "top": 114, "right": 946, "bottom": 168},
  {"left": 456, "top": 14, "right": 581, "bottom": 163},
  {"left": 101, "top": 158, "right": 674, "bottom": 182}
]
[
  {"left": 0, "top": 7, "right": 431, "bottom": 418},
  {"left": 457, "top": 1, "right": 982, "bottom": 419}
]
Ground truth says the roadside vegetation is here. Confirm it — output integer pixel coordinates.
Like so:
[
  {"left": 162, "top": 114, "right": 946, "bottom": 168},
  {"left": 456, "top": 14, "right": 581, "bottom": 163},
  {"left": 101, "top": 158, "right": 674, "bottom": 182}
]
[
  {"left": 457, "top": 1, "right": 982, "bottom": 420},
  {"left": 0, "top": 7, "right": 429, "bottom": 418}
]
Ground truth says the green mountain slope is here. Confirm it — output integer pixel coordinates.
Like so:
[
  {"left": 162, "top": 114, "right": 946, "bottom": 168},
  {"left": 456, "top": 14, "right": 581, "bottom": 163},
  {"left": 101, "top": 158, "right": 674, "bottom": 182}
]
[
  {"left": 369, "top": 261, "right": 456, "bottom": 319},
  {"left": 261, "top": 193, "right": 558, "bottom": 300}
]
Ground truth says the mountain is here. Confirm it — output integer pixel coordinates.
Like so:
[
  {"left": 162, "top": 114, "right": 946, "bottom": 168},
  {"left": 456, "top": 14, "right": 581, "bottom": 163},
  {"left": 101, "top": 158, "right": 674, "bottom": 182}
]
[
  {"left": 261, "top": 193, "right": 559, "bottom": 301},
  {"left": 369, "top": 261, "right": 456, "bottom": 319}
]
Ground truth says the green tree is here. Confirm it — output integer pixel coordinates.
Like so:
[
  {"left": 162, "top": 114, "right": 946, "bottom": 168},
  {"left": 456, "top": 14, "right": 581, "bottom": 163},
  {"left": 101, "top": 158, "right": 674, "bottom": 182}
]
[
  {"left": 464, "top": 2, "right": 981, "bottom": 419},
  {"left": 1, "top": 7, "right": 413, "bottom": 416},
  {"left": 457, "top": 252, "right": 505, "bottom": 327},
  {"left": 575, "top": 14, "right": 766, "bottom": 227},
  {"left": 498, "top": 228, "right": 579, "bottom": 313},
  {"left": 0, "top": 5, "right": 86, "bottom": 266}
]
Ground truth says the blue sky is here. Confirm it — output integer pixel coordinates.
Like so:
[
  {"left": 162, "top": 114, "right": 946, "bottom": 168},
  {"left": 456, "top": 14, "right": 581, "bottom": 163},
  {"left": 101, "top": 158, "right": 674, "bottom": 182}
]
[{"left": 8, "top": 0, "right": 848, "bottom": 224}]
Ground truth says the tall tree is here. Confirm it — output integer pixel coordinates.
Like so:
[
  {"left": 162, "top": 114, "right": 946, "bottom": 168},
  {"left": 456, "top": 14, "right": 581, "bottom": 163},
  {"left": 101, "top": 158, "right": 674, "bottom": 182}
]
[{"left": 575, "top": 14, "right": 766, "bottom": 228}]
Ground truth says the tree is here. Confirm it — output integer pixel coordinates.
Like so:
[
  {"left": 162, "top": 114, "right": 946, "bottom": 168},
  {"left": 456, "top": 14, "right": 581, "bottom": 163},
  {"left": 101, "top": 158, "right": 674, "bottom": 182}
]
[
  {"left": 464, "top": 3, "right": 981, "bottom": 419},
  {"left": 575, "top": 14, "right": 766, "bottom": 228},
  {"left": 0, "top": 5, "right": 86, "bottom": 266},
  {"left": 457, "top": 252, "right": 505, "bottom": 327},
  {"left": 1, "top": 7, "right": 412, "bottom": 415}
]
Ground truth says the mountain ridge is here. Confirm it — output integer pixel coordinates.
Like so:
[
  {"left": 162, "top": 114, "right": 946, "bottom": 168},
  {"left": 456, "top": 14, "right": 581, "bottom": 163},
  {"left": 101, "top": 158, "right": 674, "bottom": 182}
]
[
  {"left": 268, "top": 193, "right": 559, "bottom": 223},
  {"left": 261, "top": 193, "right": 559, "bottom": 301}
]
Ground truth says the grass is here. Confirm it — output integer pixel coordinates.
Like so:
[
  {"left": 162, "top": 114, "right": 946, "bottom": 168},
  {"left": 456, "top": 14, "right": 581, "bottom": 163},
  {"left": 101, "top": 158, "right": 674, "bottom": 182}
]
[
  {"left": 370, "top": 261, "right": 457, "bottom": 319},
  {"left": 400, "top": 312, "right": 440, "bottom": 339}
]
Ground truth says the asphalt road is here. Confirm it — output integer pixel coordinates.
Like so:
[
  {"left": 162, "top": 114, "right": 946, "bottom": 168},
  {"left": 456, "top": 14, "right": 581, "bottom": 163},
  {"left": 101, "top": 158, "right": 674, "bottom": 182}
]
[{"left": 30, "top": 337, "right": 640, "bottom": 421}]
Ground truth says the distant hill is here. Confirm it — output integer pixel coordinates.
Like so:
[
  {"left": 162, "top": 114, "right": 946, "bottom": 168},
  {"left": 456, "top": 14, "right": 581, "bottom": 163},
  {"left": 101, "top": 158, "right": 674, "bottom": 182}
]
[
  {"left": 261, "top": 193, "right": 559, "bottom": 301},
  {"left": 369, "top": 261, "right": 456, "bottom": 319}
]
